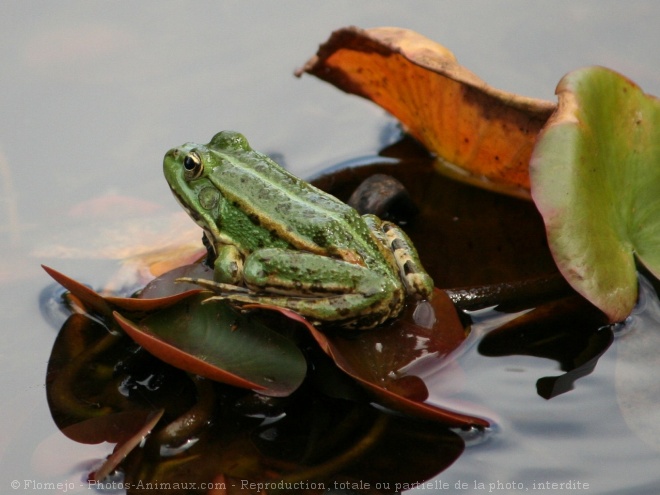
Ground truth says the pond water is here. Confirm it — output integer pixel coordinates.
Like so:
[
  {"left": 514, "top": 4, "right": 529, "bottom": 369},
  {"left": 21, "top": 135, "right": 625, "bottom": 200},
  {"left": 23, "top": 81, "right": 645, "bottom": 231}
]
[{"left": 2, "top": 1, "right": 660, "bottom": 493}]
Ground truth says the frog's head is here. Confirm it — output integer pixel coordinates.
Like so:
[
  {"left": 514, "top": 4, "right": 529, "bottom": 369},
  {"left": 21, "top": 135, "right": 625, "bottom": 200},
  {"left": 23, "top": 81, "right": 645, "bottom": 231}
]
[
  {"left": 164, "top": 131, "right": 250, "bottom": 251},
  {"left": 164, "top": 142, "right": 220, "bottom": 248}
]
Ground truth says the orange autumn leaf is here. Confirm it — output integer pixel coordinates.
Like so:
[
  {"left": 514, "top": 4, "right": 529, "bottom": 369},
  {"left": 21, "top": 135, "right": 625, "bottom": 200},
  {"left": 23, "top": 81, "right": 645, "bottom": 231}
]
[{"left": 297, "top": 26, "right": 556, "bottom": 198}]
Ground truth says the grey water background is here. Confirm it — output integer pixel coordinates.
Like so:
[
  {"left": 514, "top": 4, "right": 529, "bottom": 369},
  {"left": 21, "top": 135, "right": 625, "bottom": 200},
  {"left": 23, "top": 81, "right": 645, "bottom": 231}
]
[{"left": 2, "top": 2, "right": 660, "bottom": 493}]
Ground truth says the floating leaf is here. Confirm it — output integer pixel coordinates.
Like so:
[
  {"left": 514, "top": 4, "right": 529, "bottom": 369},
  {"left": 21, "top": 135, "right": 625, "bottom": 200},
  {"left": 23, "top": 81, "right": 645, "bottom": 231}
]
[
  {"left": 47, "top": 313, "right": 465, "bottom": 489},
  {"left": 42, "top": 264, "right": 202, "bottom": 318},
  {"left": 45, "top": 263, "right": 307, "bottom": 396},
  {"left": 138, "top": 261, "right": 212, "bottom": 299},
  {"left": 301, "top": 290, "right": 489, "bottom": 427},
  {"left": 530, "top": 66, "right": 660, "bottom": 322},
  {"left": 297, "top": 26, "right": 555, "bottom": 197},
  {"left": 114, "top": 296, "right": 307, "bottom": 397}
]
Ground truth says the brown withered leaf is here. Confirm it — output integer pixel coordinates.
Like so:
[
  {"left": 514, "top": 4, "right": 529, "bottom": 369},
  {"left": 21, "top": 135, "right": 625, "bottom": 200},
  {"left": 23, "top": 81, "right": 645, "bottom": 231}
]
[
  {"left": 297, "top": 26, "right": 556, "bottom": 197},
  {"left": 251, "top": 293, "right": 490, "bottom": 428}
]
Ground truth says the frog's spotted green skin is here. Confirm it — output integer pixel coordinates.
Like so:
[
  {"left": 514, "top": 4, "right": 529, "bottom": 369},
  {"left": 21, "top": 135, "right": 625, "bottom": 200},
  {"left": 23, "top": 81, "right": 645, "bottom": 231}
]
[{"left": 163, "top": 131, "right": 433, "bottom": 330}]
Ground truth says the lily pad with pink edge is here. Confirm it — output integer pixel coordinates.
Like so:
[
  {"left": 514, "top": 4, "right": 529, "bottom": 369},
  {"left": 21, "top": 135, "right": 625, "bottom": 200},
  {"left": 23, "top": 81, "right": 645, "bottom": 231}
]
[{"left": 530, "top": 66, "right": 660, "bottom": 322}]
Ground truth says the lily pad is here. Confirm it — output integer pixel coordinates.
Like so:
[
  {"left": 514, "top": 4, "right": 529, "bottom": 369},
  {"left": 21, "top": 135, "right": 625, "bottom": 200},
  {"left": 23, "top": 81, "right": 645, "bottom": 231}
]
[
  {"left": 42, "top": 264, "right": 202, "bottom": 318},
  {"left": 530, "top": 66, "right": 660, "bottom": 322},
  {"left": 114, "top": 296, "right": 307, "bottom": 397},
  {"left": 44, "top": 264, "right": 307, "bottom": 396},
  {"left": 303, "top": 290, "right": 490, "bottom": 427},
  {"left": 46, "top": 311, "right": 467, "bottom": 487},
  {"left": 297, "top": 26, "right": 555, "bottom": 197}
]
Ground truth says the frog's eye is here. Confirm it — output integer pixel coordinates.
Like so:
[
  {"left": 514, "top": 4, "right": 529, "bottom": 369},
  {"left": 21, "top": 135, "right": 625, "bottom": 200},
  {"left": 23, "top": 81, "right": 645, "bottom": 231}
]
[{"left": 183, "top": 152, "right": 203, "bottom": 180}]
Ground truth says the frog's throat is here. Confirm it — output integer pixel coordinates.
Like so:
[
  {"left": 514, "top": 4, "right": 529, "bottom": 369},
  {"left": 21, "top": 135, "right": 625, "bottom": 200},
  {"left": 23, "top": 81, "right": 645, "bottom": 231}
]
[{"left": 169, "top": 186, "right": 223, "bottom": 253}]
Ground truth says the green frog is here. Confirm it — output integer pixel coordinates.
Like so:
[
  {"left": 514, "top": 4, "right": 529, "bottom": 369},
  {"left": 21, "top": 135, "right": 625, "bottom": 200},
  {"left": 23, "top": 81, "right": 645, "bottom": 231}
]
[{"left": 163, "top": 131, "right": 433, "bottom": 329}]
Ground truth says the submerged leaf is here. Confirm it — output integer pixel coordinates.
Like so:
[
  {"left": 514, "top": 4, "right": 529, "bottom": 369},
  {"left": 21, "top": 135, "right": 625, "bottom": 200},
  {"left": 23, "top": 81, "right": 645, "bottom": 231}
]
[
  {"left": 45, "top": 313, "right": 196, "bottom": 443},
  {"left": 530, "top": 66, "right": 660, "bottom": 322},
  {"left": 297, "top": 26, "right": 555, "bottom": 197},
  {"left": 114, "top": 296, "right": 307, "bottom": 397},
  {"left": 90, "top": 409, "right": 164, "bottom": 482}
]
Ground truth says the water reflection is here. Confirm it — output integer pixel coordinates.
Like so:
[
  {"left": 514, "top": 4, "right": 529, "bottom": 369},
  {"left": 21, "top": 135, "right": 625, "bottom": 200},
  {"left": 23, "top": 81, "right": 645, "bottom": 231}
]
[
  {"left": 46, "top": 312, "right": 464, "bottom": 491},
  {"left": 615, "top": 275, "right": 660, "bottom": 453},
  {"left": 477, "top": 295, "right": 613, "bottom": 399}
]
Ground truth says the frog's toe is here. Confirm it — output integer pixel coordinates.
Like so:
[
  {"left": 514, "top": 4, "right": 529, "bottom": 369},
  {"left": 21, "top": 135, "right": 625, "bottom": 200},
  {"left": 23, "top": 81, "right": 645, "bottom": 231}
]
[{"left": 176, "top": 277, "right": 250, "bottom": 294}]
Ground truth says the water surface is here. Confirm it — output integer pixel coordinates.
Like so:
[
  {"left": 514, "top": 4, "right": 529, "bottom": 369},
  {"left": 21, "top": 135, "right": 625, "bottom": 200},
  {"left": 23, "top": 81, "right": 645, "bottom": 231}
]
[{"left": 2, "top": 2, "right": 660, "bottom": 493}]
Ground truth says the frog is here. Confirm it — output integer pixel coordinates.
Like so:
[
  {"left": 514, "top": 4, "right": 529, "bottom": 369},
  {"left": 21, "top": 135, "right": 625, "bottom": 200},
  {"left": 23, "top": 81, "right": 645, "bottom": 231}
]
[{"left": 163, "top": 131, "right": 434, "bottom": 330}]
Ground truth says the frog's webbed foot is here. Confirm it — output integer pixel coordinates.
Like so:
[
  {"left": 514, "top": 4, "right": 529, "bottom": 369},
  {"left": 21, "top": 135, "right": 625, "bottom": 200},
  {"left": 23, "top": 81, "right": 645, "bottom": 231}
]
[{"left": 362, "top": 215, "right": 434, "bottom": 300}]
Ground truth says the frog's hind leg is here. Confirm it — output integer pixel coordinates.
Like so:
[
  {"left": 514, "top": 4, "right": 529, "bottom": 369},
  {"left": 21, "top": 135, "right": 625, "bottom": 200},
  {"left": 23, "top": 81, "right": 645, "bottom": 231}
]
[{"left": 199, "top": 247, "right": 403, "bottom": 329}]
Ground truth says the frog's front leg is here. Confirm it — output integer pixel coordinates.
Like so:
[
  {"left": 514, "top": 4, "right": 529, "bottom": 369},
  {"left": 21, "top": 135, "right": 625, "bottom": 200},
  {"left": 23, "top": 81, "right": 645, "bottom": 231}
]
[
  {"left": 196, "top": 247, "right": 404, "bottom": 329},
  {"left": 363, "top": 214, "right": 434, "bottom": 300},
  {"left": 212, "top": 244, "right": 243, "bottom": 284}
]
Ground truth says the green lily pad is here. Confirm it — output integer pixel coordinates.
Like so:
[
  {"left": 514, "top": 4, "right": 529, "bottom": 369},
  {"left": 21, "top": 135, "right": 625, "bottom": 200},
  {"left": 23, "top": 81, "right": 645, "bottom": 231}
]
[
  {"left": 114, "top": 296, "right": 307, "bottom": 397},
  {"left": 530, "top": 66, "right": 660, "bottom": 322}
]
